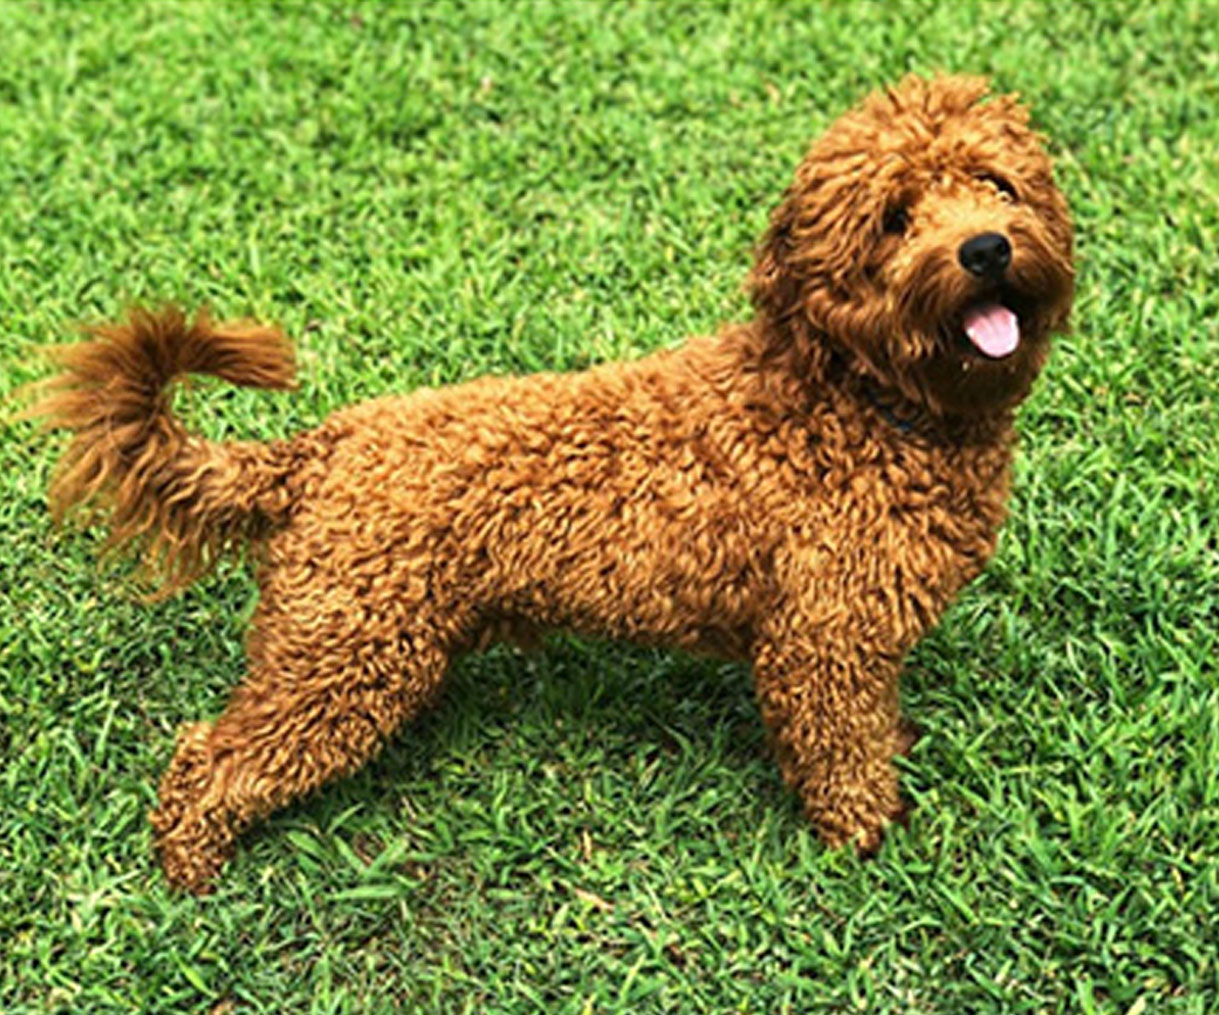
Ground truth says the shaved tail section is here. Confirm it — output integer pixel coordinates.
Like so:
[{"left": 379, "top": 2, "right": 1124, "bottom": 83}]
[{"left": 27, "top": 305, "right": 300, "bottom": 595}]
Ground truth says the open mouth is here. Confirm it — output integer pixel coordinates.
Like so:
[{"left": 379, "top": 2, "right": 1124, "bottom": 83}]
[
  {"left": 947, "top": 289, "right": 1039, "bottom": 361},
  {"left": 961, "top": 302, "right": 1020, "bottom": 358}
]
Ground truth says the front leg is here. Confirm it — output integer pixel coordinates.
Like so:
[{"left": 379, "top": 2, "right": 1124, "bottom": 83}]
[{"left": 753, "top": 632, "right": 909, "bottom": 854}]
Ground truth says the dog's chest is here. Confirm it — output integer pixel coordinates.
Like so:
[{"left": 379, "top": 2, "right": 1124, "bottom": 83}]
[{"left": 780, "top": 427, "right": 1012, "bottom": 644}]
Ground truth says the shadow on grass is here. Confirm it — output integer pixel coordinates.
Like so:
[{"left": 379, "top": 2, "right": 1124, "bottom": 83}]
[{"left": 330, "top": 635, "right": 766, "bottom": 811}]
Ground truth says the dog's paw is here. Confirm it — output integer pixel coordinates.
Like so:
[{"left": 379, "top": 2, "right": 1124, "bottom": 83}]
[
  {"left": 151, "top": 809, "right": 236, "bottom": 894},
  {"left": 851, "top": 796, "right": 910, "bottom": 859},
  {"left": 809, "top": 770, "right": 909, "bottom": 858},
  {"left": 150, "top": 722, "right": 235, "bottom": 893}
]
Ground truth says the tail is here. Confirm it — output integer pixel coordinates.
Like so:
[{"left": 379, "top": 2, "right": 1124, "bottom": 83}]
[{"left": 27, "top": 305, "right": 298, "bottom": 595}]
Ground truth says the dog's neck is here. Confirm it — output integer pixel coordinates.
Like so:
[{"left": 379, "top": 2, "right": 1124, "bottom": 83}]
[
  {"left": 734, "top": 315, "right": 1015, "bottom": 450},
  {"left": 852, "top": 373, "right": 1014, "bottom": 448}
]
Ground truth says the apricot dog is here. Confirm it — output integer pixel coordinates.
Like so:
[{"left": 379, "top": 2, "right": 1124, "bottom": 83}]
[{"left": 35, "top": 75, "right": 1073, "bottom": 892}]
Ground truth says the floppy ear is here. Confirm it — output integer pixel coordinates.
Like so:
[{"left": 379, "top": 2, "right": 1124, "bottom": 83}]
[
  {"left": 749, "top": 147, "right": 879, "bottom": 322},
  {"left": 747, "top": 192, "right": 802, "bottom": 322},
  {"left": 745, "top": 191, "right": 839, "bottom": 384}
]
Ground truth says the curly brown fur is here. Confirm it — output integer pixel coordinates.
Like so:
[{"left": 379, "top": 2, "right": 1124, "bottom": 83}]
[
  {"left": 32, "top": 75, "right": 1073, "bottom": 893},
  {"left": 27, "top": 306, "right": 297, "bottom": 593}
]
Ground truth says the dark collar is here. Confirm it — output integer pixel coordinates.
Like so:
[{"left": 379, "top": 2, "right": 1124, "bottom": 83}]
[
  {"left": 862, "top": 383, "right": 919, "bottom": 437},
  {"left": 862, "top": 385, "right": 1013, "bottom": 448},
  {"left": 873, "top": 397, "right": 916, "bottom": 435}
]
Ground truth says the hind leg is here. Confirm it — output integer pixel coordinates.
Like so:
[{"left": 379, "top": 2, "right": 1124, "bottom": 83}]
[{"left": 149, "top": 613, "right": 451, "bottom": 893}]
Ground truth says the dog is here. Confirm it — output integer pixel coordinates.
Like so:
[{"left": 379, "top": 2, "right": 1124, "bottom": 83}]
[{"left": 32, "top": 74, "right": 1073, "bottom": 892}]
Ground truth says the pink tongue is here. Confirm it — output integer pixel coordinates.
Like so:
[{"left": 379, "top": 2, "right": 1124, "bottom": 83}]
[{"left": 963, "top": 304, "right": 1019, "bottom": 358}]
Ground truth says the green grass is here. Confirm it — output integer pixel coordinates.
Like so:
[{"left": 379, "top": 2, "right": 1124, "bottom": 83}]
[{"left": 1, "top": 0, "right": 1217, "bottom": 1012}]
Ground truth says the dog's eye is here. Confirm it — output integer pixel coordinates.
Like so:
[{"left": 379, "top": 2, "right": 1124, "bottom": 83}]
[
  {"left": 882, "top": 207, "right": 909, "bottom": 236},
  {"left": 977, "top": 172, "right": 1018, "bottom": 201}
]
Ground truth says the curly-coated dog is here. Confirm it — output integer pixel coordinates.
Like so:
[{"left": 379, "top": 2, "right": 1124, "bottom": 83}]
[{"left": 33, "top": 75, "right": 1073, "bottom": 893}]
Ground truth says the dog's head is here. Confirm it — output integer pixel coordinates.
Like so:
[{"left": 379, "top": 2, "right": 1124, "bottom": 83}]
[{"left": 749, "top": 75, "right": 1074, "bottom": 417}]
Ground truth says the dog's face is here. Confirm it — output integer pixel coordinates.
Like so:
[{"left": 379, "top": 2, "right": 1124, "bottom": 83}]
[{"left": 750, "top": 75, "right": 1074, "bottom": 417}]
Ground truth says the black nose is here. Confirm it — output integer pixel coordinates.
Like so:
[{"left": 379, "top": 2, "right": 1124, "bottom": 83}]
[{"left": 958, "top": 232, "right": 1012, "bottom": 278}]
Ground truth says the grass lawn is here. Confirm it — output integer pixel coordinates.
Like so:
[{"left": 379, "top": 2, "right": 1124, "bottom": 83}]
[{"left": 2, "top": 1, "right": 1217, "bottom": 1012}]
